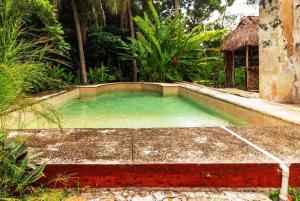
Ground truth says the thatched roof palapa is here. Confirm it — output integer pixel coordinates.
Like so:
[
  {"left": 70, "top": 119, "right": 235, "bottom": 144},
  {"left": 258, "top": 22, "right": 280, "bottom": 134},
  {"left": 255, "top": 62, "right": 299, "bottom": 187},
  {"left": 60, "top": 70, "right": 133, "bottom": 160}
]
[{"left": 220, "top": 16, "right": 259, "bottom": 52}]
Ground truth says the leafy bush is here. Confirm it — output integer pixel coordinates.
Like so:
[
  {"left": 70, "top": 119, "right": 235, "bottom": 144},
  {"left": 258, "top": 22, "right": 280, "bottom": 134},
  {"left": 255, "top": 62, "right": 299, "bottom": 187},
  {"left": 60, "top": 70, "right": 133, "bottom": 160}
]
[
  {"left": 122, "top": 1, "right": 225, "bottom": 82},
  {"left": 0, "top": 133, "right": 45, "bottom": 198},
  {"left": 0, "top": 1, "right": 63, "bottom": 198},
  {"left": 193, "top": 54, "right": 224, "bottom": 87},
  {"left": 234, "top": 68, "right": 246, "bottom": 89},
  {"left": 25, "top": 67, "right": 67, "bottom": 94},
  {"left": 88, "top": 66, "right": 117, "bottom": 84},
  {"left": 0, "top": 0, "right": 65, "bottom": 124},
  {"left": 270, "top": 188, "right": 300, "bottom": 201},
  {"left": 86, "top": 27, "right": 125, "bottom": 67},
  {"left": 0, "top": 0, "right": 71, "bottom": 95}
]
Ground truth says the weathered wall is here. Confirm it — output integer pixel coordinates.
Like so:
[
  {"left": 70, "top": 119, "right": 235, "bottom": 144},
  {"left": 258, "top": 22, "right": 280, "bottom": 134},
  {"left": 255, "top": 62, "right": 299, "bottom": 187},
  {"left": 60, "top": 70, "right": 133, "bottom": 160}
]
[{"left": 259, "top": 0, "right": 300, "bottom": 103}]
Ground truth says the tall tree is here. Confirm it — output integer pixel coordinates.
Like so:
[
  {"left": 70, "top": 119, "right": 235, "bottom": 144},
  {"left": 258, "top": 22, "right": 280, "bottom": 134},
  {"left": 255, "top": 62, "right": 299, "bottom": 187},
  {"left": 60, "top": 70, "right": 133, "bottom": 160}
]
[
  {"left": 152, "top": 0, "right": 236, "bottom": 28},
  {"left": 127, "top": 0, "right": 138, "bottom": 81},
  {"left": 106, "top": 0, "right": 138, "bottom": 81},
  {"left": 51, "top": 0, "right": 106, "bottom": 84},
  {"left": 71, "top": 0, "right": 87, "bottom": 84},
  {"left": 174, "top": 0, "right": 181, "bottom": 15}
]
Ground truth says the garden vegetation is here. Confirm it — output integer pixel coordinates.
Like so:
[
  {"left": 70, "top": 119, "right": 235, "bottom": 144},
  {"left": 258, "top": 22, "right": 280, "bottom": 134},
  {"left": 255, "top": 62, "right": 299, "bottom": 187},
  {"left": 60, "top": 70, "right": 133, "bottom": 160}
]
[{"left": 0, "top": 0, "right": 257, "bottom": 199}]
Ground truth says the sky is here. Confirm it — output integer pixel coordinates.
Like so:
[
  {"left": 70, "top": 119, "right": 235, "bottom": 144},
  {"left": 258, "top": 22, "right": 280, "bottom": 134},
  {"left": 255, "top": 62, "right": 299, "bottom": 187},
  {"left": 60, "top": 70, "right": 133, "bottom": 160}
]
[
  {"left": 226, "top": 0, "right": 259, "bottom": 27},
  {"left": 227, "top": 0, "right": 259, "bottom": 17},
  {"left": 207, "top": 0, "right": 259, "bottom": 28}
]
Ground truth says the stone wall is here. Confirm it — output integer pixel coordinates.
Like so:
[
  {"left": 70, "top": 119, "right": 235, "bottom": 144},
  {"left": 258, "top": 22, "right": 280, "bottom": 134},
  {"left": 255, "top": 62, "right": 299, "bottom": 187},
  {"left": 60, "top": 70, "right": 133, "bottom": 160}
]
[{"left": 259, "top": 0, "right": 300, "bottom": 103}]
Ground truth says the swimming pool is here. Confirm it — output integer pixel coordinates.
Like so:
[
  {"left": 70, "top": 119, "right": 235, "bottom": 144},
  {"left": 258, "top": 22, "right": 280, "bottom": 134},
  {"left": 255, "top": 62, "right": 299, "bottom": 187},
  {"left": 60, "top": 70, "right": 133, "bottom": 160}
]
[
  {"left": 28, "top": 90, "right": 249, "bottom": 128},
  {"left": 19, "top": 82, "right": 295, "bottom": 129}
]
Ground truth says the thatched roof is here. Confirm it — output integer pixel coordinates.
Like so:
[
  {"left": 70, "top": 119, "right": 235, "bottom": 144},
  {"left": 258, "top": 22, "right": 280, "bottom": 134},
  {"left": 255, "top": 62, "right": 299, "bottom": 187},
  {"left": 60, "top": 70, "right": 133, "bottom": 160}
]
[{"left": 220, "top": 16, "right": 259, "bottom": 52}]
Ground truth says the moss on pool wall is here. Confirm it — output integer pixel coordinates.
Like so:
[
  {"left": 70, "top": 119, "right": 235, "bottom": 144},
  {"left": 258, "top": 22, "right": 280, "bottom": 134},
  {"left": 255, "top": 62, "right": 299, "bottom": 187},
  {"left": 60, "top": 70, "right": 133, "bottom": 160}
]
[{"left": 259, "top": 0, "right": 300, "bottom": 103}]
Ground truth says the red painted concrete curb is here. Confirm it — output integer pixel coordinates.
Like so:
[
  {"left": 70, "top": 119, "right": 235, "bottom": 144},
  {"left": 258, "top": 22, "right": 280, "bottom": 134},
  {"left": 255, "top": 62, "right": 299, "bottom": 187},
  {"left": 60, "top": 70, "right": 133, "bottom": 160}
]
[
  {"left": 290, "top": 164, "right": 300, "bottom": 187},
  {"left": 35, "top": 163, "right": 300, "bottom": 188}
]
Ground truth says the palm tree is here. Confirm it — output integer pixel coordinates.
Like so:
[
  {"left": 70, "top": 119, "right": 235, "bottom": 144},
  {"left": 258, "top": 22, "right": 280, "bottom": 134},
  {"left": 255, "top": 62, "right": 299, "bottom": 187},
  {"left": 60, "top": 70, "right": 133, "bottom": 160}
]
[
  {"left": 105, "top": 0, "right": 138, "bottom": 81},
  {"left": 51, "top": 0, "right": 106, "bottom": 85},
  {"left": 175, "top": 0, "right": 181, "bottom": 15},
  {"left": 71, "top": 0, "right": 87, "bottom": 84},
  {"left": 127, "top": 0, "right": 138, "bottom": 82}
]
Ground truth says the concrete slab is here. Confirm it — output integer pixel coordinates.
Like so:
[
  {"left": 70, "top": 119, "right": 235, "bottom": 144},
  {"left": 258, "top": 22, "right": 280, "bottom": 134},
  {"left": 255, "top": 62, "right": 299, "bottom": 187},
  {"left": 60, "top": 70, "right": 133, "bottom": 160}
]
[
  {"left": 231, "top": 126, "right": 300, "bottom": 163},
  {"left": 14, "top": 128, "right": 271, "bottom": 164},
  {"left": 132, "top": 128, "right": 271, "bottom": 163},
  {"left": 17, "top": 129, "right": 132, "bottom": 164}
]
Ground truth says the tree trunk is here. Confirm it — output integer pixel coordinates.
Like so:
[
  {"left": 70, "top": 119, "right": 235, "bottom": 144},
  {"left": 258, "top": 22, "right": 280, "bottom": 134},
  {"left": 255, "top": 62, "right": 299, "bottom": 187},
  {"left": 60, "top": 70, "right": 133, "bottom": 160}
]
[
  {"left": 174, "top": 0, "right": 181, "bottom": 15},
  {"left": 225, "top": 51, "right": 235, "bottom": 87},
  {"left": 80, "top": 12, "right": 89, "bottom": 44},
  {"left": 99, "top": 0, "right": 106, "bottom": 27},
  {"left": 141, "top": 0, "right": 147, "bottom": 12},
  {"left": 245, "top": 46, "right": 249, "bottom": 90},
  {"left": 71, "top": 0, "right": 88, "bottom": 84},
  {"left": 127, "top": 0, "right": 138, "bottom": 82}
]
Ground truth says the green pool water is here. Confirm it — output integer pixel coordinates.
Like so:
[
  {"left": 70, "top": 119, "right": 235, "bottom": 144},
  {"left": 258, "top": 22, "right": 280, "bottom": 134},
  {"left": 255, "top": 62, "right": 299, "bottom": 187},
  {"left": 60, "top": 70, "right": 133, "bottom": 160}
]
[{"left": 30, "top": 91, "right": 249, "bottom": 128}]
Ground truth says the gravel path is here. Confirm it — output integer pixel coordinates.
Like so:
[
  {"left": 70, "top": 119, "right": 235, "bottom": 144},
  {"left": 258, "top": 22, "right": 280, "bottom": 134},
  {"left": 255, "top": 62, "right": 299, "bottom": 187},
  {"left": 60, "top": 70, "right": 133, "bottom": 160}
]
[{"left": 66, "top": 189, "right": 271, "bottom": 201}]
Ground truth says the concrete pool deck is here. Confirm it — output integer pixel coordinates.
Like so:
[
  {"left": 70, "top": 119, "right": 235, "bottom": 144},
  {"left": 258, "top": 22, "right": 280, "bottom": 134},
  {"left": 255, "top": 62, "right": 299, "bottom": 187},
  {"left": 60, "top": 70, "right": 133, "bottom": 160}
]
[
  {"left": 179, "top": 82, "right": 300, "bottom": 126},
  {"left": 12, "top": 127, "right": 300, "bottom": 188},
  {"left": 18, "top": 128, "right": 272, "bottom": 164}
]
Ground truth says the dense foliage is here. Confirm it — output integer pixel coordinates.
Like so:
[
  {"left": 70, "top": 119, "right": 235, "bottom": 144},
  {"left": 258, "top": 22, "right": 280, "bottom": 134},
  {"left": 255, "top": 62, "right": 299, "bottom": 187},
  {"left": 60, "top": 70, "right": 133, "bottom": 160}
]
[
  {"left": 0, "top": 0, "right": 61, "bottom": 124},
  {"left": 0, "top": 0, "right": 257, "bottom": 198},
  {"left": 0, "top": 1, "right": 61, "bottom": 198},
  {"left": 0, "top": 0, "right": 257, "bottom": 90},
  {"left": 122, "top": 2, "right": 225, "bottom": 82},
  {"left": 0, "top": 133, "right": 46, "bottom": 197},
  {"left": 51, "top": 0, "right": 256, "bottom": 87}
]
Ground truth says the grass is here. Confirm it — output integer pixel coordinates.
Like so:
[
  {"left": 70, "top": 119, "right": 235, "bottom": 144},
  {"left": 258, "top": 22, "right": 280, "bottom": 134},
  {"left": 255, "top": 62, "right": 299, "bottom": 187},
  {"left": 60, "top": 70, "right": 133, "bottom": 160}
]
[{"left": 1, "top": 188, "right": 88, "bottom": 201}]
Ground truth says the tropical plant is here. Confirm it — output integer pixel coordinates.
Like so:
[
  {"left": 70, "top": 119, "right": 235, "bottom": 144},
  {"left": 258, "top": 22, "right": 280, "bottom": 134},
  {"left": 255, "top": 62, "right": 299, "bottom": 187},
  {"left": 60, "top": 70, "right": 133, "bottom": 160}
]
[
  {"left": 86, "top": 27, "right": 125, "bottom": 68},
  {"left": 0, "top": 133, "right": 46, "bottom": 198},
  {"left": 88, "top": 66, "right": 117, "bottom": 84},
  {"left": 270, "top": 188, "right": 300, "bottom": 201},
  {"left": 174, "top": 0, "right": 181, "bottom": 15},
  {"left": 121, "top": 1, "right": 226, "bottom": 82},
  {"left": 7, "top": 0, "right": 70, "bottom": 54},
  {"left": 193, "top": 52, "right": 224, "bottom": 87},
  {"left": 0, "top": 1, "right": 62, "bottom": 198},
  {"left": 0, "top": 0, "right": 71, "bottom": 94},
  {"left": 234, "top": 68, "right": 246, "bottom": 89},
  {"left": 105, "top": 0, "right": 138, "bottom": 81},
  {"left": 51, "top": 0, "right": 108, "bottom": 84},
  {"left": 0, "top": 0, "right": 61, "bottom": 127}
]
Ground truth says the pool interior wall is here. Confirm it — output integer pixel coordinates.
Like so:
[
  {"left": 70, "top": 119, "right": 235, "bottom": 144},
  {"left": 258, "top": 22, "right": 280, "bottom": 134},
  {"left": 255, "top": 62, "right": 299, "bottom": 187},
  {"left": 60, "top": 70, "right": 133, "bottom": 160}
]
[{"left": 13, "top": 83, "right": 295, "bottom": 129}]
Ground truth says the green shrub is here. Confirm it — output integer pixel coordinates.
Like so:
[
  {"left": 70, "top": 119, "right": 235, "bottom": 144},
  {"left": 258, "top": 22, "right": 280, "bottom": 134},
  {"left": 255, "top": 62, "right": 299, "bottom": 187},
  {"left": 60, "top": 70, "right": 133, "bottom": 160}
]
[
  {"left": 121, "top": 1, "right": 225, "bottom": 82},
  {"left": 270, "top": 188, "right": 300, "bottom": 201},
  {"left": 0, "top": 2, "right": 61, "bottom": 197},
  {"left": 0, "top": 133, "right": 46, "bottom": 198},
  {"left": 88, "top": 65, "right": 117, "bottom": 84},
  {"left": 234, "top": 68, "right": 246, "bottom": 89}
]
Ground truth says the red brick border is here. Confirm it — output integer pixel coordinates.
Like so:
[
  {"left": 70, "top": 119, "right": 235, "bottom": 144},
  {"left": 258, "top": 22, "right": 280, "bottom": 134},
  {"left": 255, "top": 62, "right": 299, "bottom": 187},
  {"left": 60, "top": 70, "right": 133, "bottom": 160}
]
[{"left": 35, "top": 163, "right": 300, "bottom": 188}]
